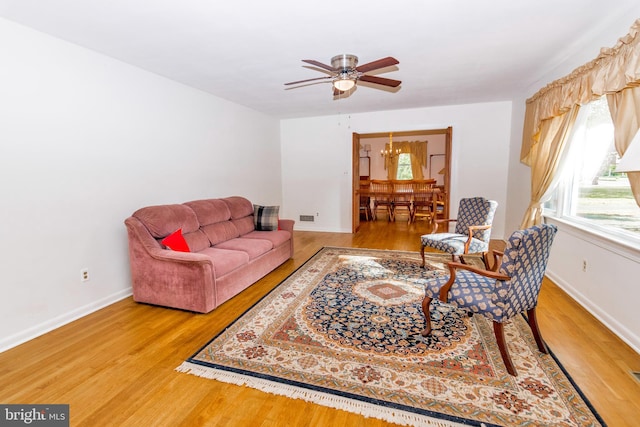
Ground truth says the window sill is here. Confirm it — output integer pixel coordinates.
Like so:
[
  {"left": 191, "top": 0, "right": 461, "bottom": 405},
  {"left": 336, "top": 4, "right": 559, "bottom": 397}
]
[{"left": 544, "top": 215, "right": 640, "bottom": 263}]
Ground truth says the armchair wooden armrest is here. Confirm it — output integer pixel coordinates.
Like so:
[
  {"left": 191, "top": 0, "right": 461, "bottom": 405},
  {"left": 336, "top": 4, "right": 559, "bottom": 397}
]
[
  {"left": 438, "top": 261, "right": 511, "bottom": 302},
  {"left": 432, "top": 218, "right": 457, "bottom": 234},
  {"left": 489, "top": 249, "right": 503, "bottom": 272},
  {"left": 463, "top": 224, "right": 492, "bottom": 253}
]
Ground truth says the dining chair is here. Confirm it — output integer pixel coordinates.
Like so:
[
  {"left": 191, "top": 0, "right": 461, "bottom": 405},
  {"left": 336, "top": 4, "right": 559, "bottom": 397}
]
[
  {"left": 370, "top": 180, "right": 394, "bottom": 221},
  {"left": 420, "top": 197, "right": 498, "bottom": 266},
  {"left": 420, "top": 223, "right": 558, "bottom": 376},
  {"left": 409, "top": 179, "right": 437, "bottom": 224},
  {"left": 359, "top": 195, "right": 372, "bottom": 221},
  {"left": 359, "top": 179, "right": 372, "bottom": 221},
  {"left": 391, "top": 180, "right": 413, "bottom": 221},
  {"left": 432, "top": 188, "right": 446, "bottom": 221}
]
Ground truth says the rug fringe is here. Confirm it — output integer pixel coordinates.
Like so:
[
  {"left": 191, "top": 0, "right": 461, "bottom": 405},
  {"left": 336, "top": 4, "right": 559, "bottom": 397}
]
[{"left": 177, "top": 362, "right": 470, "bottom": 427}]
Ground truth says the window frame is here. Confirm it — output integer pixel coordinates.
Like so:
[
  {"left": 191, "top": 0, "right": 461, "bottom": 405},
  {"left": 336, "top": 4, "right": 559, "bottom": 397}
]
[{"left": 542, "top": 98, "right": 640, "bottom": 252}]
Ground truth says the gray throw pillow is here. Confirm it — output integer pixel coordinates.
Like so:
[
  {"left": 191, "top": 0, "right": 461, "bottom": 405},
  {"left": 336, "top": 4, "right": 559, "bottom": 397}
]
[{"left": 253, "top": 205, "right": 279, "bottom": 231}]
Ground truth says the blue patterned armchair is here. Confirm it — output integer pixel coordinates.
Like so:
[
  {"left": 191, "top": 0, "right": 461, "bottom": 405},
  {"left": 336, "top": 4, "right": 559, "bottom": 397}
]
[
  {"left": 420, "top": 224, "right": 558, "bottom": 376},
  {"left": 420, "top": 197, "right": 498, "bottom": 267}
]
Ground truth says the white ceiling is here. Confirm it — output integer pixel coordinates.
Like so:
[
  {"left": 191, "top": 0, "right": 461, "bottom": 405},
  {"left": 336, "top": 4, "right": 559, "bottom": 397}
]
[{"left": 1, "top": 0, "right": 638, "bottom": 119}]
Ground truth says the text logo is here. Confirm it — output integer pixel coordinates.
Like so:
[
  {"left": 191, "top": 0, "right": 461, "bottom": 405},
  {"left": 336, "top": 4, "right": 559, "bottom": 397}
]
[{"left": 0, "top": 405, "right": 69, "bottom": 426}]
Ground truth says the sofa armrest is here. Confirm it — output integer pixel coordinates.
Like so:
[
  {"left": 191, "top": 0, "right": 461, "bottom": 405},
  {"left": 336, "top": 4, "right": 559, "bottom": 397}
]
[
  {"left": 278, "top": 218, "right": 295, "bottom": 258},
  {"left": 145, "top": 246, "right": 212, "bottom": 265},
  {"left": 278, "top": 218, "right": 295, "bottom": 233},
  {"left": 124, "top": 217, "right": 217, "bottom": 312}
]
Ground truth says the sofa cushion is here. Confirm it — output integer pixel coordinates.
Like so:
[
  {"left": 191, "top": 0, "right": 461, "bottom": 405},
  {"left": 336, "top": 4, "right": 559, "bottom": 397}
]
[
  {"left": 223, "top": 196, "right": 254, "bottom": 219},
  {"left": 198, "top": 247, "right": 250, "bottom": 277},
  {"left": 215, "top": 237, "right": 273, "bottom": 260},
  {"left": 221, "top": 197, "right": 255, "bottom": 236},
  {"left": 233, "top": 216, "right": 255, "bottom": 236},
  {"left": 182, "top": 230, "right": 211, "bottom": 252},
  {"left": 254, "top": 205, "right": 279, "bottom": 231},
  {"left": 161, "top": 228, "right": 190, "bottom": 252},
  {"left": 184, "top": 199, "right": 231, "bottom": 224},
  {"left": 132, "top": 204, "right": 211, "bottom": 252},
  {"left": 184, "top": 199, "right": 240, "bottom": 246},
  {"left": 201, "top": 221, "right": 240, "bottom": 246},
  {"left": 133, "top": 204, "right": 199, "bottom": 238},
  {"left": 243, "top": 230, "right": 291, "bottom": 248}
]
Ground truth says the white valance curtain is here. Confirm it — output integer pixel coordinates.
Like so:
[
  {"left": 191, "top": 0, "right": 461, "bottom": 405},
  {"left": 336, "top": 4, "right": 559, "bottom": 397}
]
[
  {"left": 383, "top": 140, "right": 428, "bottom": 180},
  {"left": 520, "top": 19, "right": 640, "bottom": 228}
]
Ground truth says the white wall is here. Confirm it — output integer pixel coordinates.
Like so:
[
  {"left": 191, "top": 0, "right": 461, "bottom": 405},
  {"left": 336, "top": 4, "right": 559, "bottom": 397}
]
[
  {"left": 504, "top": 95, "right": 530, "bottom": 234},
  {"left": 504, "top": 14, "right": 640, "bottom": 352},
  {"left": 281, "top": 102, "right": 513, "bottom": 236},
  {"left": 0, "top": 19, "right": 282, "bottom": 352},
  {"left": 545, "top": 220, "right": 640, "bottom": 352}
]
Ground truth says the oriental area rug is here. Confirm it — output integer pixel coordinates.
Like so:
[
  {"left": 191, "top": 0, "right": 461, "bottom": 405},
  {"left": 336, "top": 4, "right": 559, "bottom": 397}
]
[{"left": 177, "top": 247, "right": 605, "bottom": 427}]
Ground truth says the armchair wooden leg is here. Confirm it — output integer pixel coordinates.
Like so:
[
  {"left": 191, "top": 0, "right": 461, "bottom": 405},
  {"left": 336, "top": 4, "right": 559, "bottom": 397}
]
[
  {"left": 493, "top": 322, "right": 517, "bottom": 376},
  {"left": 526, "top": 308, "right": 548, "bottom": 354},
  {"left": 420, "top": 244, "right": 426, "bottom": 267},
  {"left": 421, "top": 296, "right": 433, "bottom": 336}
]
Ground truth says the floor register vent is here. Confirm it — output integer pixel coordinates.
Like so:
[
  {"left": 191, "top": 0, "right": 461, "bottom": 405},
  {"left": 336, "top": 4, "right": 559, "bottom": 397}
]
[{"left": 300, "top": 215, "right": 315, "bottom": 222}]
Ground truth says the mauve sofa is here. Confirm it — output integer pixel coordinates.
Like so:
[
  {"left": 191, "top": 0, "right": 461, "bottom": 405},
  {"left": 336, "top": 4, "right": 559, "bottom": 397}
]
[{"left": 124, "top": 196, "right": 294, "bottom": 313}]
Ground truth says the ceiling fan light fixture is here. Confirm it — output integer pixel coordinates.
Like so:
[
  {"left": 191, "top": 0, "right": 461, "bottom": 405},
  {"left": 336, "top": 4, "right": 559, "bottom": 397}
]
[
  {"left": 333, "top": 78, "right": 355, "bottom": 92},
  {"left": 285, "top": 54, "right": 400, "bottom": 97}
]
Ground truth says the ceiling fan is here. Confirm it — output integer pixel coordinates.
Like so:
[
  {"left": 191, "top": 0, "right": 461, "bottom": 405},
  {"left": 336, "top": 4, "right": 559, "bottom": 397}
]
[{"left": 284, "top": 54, "right": 401, "bottom": 95}]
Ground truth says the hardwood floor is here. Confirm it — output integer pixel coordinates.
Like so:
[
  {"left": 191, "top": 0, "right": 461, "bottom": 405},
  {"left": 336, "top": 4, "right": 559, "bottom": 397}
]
[{"left": 1, "top": 217, "right": 639, "bottom": 426}]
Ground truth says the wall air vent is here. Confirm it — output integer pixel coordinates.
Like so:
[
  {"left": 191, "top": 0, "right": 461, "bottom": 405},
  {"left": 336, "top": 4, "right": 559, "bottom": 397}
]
[{"left": 299, "top": 215, "right": 315, "bottom": 222}]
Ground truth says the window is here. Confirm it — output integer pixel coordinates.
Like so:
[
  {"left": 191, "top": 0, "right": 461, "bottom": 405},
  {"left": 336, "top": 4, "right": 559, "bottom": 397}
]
[
  {"left": 396, "top": 153, "right": 413, "bottom": 180},
  {"left": 545, "top": 97, "right": 640, "bottom": 243}
]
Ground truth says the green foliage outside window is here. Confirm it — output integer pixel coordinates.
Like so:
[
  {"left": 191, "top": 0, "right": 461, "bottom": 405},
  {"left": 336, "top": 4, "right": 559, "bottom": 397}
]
[{"left": 396, "top": 153, "right": 413, "bottom": 180}]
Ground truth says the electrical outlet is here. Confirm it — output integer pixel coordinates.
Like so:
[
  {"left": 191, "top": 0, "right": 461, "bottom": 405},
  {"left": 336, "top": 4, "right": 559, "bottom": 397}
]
[
  {"left": 81, "top": 268, "right": 89, "bottom": 282},
  {"left": 582, "top": 260, "right": 587, "bottom": 272}
]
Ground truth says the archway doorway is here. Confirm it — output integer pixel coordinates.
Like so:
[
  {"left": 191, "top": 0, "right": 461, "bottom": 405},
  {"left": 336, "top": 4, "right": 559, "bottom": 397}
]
[{"left": 352, "top": 127, "right": 452, "bottom": 233}]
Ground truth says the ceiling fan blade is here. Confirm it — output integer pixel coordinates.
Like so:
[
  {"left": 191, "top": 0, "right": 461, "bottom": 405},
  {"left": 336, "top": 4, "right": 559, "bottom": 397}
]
[
  {"left": 302, "top": 59, "right": 335, "bottom": 72},
  {"left": 355, "top": 57, "right": 399, "bottom": 73},
  {"left": 359, "top": 75, "right": 402, "bottom": 87},
  {"left": 284, "top": 76, "right": 332, "bottom": 86},
  {"left": 284, "top": 81, "right": 332, "bottom": 90}
]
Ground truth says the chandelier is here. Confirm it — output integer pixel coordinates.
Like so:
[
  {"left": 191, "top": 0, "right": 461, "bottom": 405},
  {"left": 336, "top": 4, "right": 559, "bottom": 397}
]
[{"left": 380, "top": 132, "right": 401, "bottom": 158}]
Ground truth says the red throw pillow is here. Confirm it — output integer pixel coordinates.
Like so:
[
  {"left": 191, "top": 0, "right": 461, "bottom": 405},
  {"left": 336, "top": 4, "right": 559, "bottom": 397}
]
[{"left": 161, "top": 228, "right": 191, "bottom": 252}]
